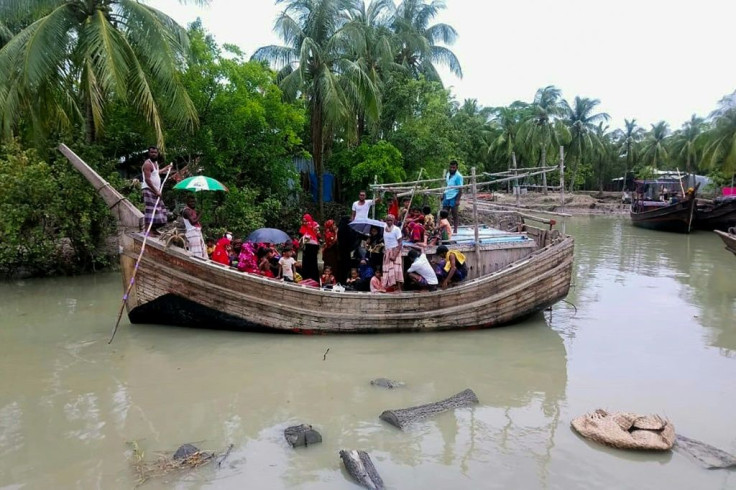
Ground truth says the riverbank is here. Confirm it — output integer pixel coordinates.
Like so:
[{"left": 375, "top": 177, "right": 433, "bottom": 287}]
[{"left": 476, "top": 191, "right": 630, "bottom": 216}]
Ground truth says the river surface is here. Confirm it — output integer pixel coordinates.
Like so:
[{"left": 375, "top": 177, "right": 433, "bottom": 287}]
[{"left": 1, "top": 217, "right": 735, "bottom": 489}]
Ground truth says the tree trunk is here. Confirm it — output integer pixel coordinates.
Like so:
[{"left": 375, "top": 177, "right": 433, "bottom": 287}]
[
  {"left": 311, "top": 100, "right": 325, "bottom": 221},
  {"left": 541, "top": 147, "right": 548, "bottom": 195},
  {"left": 357, "top": 112, "right": 365, "bottom": 147},
  {"left": 85, "top": 99, "right": 96, "bottom": 144},
  {"left": 339, "top": 450, "right": 384, "bottom": 489},
  {"left": 379, "top": 388, "right": 479, "bottom": 430}
]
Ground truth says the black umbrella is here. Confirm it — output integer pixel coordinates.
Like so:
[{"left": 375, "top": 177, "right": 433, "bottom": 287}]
[
  {"left": 247, "top": 228, "right": 291, "bottom": 244},
  {"left": 349, "top": 218, "right": 386, "bottom": 236}
]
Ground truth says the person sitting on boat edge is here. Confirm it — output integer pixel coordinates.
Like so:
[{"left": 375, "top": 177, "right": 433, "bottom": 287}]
[
  {"left": 370, "top": 268, "right": 387, "bottom": 293},
  {"left": 435, "top": 245, "right": 467, "bottom": 289},
  {"left": 321, "top": 265, "right": 336, "bottom": 288},
  {"left": 181, "top": 196, "right": 206, "bottom": 259},
  {"left": 406, "top": 249, "right": 438, "bottom": 291},
  {"left": 211, "top": 232, "right": 232, "bottom": 266}
]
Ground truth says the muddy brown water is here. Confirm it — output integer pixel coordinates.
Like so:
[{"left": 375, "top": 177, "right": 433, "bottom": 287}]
[{"left": 1, "top": 217, "right": 735, "bottom": 489}]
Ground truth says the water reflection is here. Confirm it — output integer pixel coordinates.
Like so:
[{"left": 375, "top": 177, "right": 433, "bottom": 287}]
[{"left": 568, "top": 216, "right": 736, "bottom": 355}]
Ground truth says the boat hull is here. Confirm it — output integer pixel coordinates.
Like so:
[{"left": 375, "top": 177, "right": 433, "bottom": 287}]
[
  {"left": 714, "top": 230, "right": 736, "bottom": 256},
  {"left": 694, "top": 198, "right": 736, "bottom": 231},
  {"left": 630, "top": 198, "right": 696, "bottom": 233},
  {"left": 121, "top": 233, "right": 574, "bottom": 333}
]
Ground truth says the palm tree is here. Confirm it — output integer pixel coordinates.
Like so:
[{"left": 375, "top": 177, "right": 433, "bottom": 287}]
[
  {"left": 670, "top": 114, "right": 705, "bottom": 175},
  {"left": 640, "top": 121, "right": 671, "bottom": 169},
  {"left": 488, "top": 102, "right": 527, "bottom": 188},
  {"left": 345, "top": 0, "right": 399, "bottom": 143},
  {"left": 253, "top": 0, "right": 380, "bottom": 219},
  {"left": 702, "top": 91, "right": 736, "bottom": 181},
  {"left": 518, "top": 86, "right": 569, "bottom": 195},
  {"left": 563, "top": 96, "right": 610, "bottom": 191},
  {"left": 0, "top": 0, "right": 205, "bottom": 146},
  {"left": 614, "top": 118, "right": 644, "bottom": 190},
  {"left": 392, "top": 0, "right": 462, "bottom": 82}
]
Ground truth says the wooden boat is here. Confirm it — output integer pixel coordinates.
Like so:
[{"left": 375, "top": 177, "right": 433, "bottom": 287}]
[
  {"left": 630, "top": 196, "right": 697, "bottom": 233},
  {"left": 60, "top": 144, "right": 574, "bottom": 333},
  {"left": 714, "top": 228, "right": 736, "bottom": 256},
  {"left": 694, "top": 197, "right": 736, "bottom": 231}
]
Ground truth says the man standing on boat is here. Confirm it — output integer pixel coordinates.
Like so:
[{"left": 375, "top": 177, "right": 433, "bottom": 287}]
[
  {"left": 141, "top": 146, "right": 172, "bottom": 236},
  {"left": 381, "top": 214, "right": 404, "bottom": 291},
  {"left": 442, "top": 160, "right": 463, "bottom": 233},
  {"left": 351, "top": 190, "right": 381, "bottom": 221},
  {"left": 182, "top": 196, "right": 206, "bottom": 259}
]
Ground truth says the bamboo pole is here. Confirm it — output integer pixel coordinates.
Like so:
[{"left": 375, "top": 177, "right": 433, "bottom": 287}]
[
  {"left": 471, "top": 167, "right": 480, "bottom": 274},
  {"left": 110, "top": 166, "right": 172, "bottom": 344},
  {"left": 513, "top": 152, "right": 520, "bottom": 207},
  {"left": 474, "top": 201, "right": 572, "bottom": 218},
  {"left": 400, "top": 168, "right": 424, "bottom": 231},
  {"left": 372, "top": 174, "right": 377, "bottom": 219},
  {"left": 559, "top": 146, "right": 565, "bottom": 212}
]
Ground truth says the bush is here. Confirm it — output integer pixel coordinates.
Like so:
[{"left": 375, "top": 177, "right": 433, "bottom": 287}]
[{"left": 0, "top": 141, "right": 116, "bottom": 277}]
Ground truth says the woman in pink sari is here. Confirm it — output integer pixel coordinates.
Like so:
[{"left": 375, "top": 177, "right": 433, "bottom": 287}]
[{"left": 237, "top": 241, "right": 259, "bottom": 274}]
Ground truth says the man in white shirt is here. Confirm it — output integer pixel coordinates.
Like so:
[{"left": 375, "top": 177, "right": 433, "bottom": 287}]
[
  {"left": 351, "top": 190, "right": 381, "bottom": 221},
  {"left": 406, "top": 249, "right": 438, "bottom": 291}
]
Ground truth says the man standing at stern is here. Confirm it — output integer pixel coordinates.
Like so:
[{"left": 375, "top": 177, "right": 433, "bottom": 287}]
[{"left": 442, "top": 160, "right": 463, "bottom": 233}]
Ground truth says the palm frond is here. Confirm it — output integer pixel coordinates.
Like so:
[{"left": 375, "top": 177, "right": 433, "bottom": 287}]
[
  {"left": 425, "top": 23, "right": 457, "bottom": 45},
  {"left": 252, "top": 44, "right": 299, "bottom": 68},
  {"left": 430, "top": 45, "right": 461, "bottom": 77}
]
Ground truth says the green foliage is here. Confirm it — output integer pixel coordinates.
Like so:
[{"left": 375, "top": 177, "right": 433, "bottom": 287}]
[
  {"left": 329, "top": 140, "right": 405, "bottom": 201},
  {"left": 0, "top": 140, "right": 116, "bottom": 276},
  {"left": 382, "top": 76, "right": 457, "bottom": 177}
]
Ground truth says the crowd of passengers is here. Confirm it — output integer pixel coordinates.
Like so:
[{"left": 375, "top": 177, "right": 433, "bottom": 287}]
[
  {"left": 143, "top": 150, "right": 469, "bottom": 292},
  {"left": 204, "top": 203, "right": 467, "bottom": 292}
]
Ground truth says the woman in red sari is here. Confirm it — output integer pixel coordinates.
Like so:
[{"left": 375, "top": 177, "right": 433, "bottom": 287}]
[
  {"left": 321, "top": 219, "right": 339, "bottom": 275},
  {"left": 211, "top": 233, "right": 232, "bottom": 266},
  {"left": 299, "top": 214, "right": 321, "bottom": 281}
]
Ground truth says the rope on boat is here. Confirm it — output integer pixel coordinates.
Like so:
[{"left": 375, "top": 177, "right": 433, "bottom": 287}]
[{"left": 109, "top": 167, "right": 172, "bottom": 344}]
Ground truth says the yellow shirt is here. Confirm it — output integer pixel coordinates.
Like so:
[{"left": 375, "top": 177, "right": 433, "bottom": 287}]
[{"left": 443, "top": 250, "right": 466, "bottom": 271}]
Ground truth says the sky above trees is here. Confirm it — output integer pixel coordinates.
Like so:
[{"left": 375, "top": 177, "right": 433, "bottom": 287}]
[{"left": 149, "top": 0, "right": 736, "bottom": 130}]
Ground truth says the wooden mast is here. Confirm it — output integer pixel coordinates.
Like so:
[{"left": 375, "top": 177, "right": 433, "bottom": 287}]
[{"left": 559, "top": 146, "right": 565, "bottom": 213}]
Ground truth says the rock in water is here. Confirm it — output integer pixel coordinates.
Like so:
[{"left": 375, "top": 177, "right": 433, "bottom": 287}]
[
  {"left": 173, "top": 443, "right": 199, "bottom": 460},
  {"left": 284, "top": 424, "right": 322, "bottom": 448},
  {"left": 370, "top": 378, "right": 405, "bottom": 389},
  {"left": 339, "top": 449, "right": 384, "bottom": 490}
]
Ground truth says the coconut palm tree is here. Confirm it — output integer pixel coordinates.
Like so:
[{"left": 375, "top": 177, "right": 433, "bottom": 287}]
[
  {"left": 563, "top": 96, "right": 610, "bottom": 191},
  {"left": 253, "top": 0, "right": 380, "bottom": 219},
  {"left": 488, "top": 102, "right": 528, "bottom": 187},
  {"left": 702, "top": 91, "right": 736, "bottom": 180},
  {"left": 640, "top": 121, "right": 671, "bottom": 169},
  {"left": 670, "top": 114, "right": 705, "bottom": 175},
  {"left": 344, "top": 0, "right": 399, "bottom": 142},
  {"left": 614, "top": 118, "right": 644, "bottom": 190},
  {"left": 0, "top": 0, "right": 205, "bottom": 146},
  {"left": 391, "top": 0, "right": 462, "bottom": 82},
  {"left": 518, "top": 86, "right": 569, "bottom": 194}
]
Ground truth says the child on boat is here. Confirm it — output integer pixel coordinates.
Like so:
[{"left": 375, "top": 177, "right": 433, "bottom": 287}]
[
  {"left": 345, "top": 268, "right": 360, "bottom": 290},
  {"left": 278, "top": 247, "right": 299, "bottom": 282},
  {"left": 370, "top": 268, "right": 386, "bottom": 293},
  {"left": 321, "top": 266, "right": 336, "bottom": 288}
]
